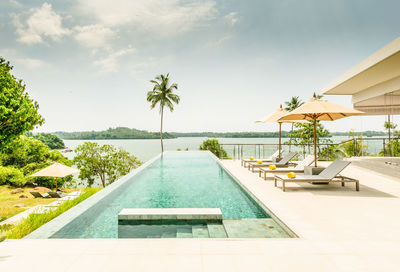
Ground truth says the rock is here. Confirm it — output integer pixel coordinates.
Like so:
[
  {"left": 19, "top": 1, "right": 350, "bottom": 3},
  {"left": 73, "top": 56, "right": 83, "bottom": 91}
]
[
  {"left": 19, "top": 194, "right": 28, "bottom": 198},
  {"left": 10, "top": 188, "right": 24, "bottom": 194},
  {"left": 24, "top": 181, "right": 38, "bottom": 188},
  {"left": 13, "top": 204, "right": 27, "bottom": 208},
  {"left": 34, "top": 187, "right": 51, "bottom": 192}
]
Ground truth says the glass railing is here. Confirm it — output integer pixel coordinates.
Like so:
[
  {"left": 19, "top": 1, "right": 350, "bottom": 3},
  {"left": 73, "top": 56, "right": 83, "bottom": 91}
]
[{"left": 219, "top": 137, "right": 400, "bottom": 160}]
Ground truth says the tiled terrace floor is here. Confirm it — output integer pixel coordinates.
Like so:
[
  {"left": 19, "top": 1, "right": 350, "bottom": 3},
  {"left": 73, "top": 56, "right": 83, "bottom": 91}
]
[{"left": 1, "top": 160, "right": 399, "bottom": 271}]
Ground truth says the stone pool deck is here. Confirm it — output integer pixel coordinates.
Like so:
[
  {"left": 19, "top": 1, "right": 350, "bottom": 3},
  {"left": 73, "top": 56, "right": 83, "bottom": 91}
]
[{"left": 1, "top": 160, "right": 400, "bottom": 271}]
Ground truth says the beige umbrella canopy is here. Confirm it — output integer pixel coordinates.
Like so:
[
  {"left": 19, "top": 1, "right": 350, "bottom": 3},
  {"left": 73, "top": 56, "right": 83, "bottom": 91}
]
[
  {"left": 31, "top": 162, "right": 79, "bottom": 190},
  {"left": 279, "top": 93, "right": 364, "bottom": 166},
  {"left": 256, "top": 105, "right": 304, "bottom": 158}
]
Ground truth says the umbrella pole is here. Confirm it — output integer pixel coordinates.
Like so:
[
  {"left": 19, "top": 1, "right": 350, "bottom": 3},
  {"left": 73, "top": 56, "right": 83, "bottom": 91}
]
[
  {"left": 313, "top": 119, "right": 317, "bottom": 167},
  {"left": 278, "top": 122, "right": 282, "bottom": 158}
]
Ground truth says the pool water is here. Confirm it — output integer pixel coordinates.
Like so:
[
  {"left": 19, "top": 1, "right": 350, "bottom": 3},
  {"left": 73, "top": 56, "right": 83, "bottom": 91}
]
[{"left": 51, "top": 152, "right": 281, "bottom": 238}]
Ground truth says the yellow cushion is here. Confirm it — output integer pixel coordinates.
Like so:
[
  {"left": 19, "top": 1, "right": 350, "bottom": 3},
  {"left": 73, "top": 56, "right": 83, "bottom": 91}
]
[
  {"left": 287, "top": 172, "right": 296, "bottom": 179},
  {"left": 269, "top": 165, "right": 276, "bottom": 170},
  {"left": 257, "top": 160, "right": 263, "bottom": 164},
  {"left": 249, "top": 157, "right": 254, "bottom": 160}
]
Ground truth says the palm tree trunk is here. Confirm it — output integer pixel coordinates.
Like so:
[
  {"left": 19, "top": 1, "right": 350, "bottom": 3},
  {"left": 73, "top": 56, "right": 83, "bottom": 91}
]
[{"left": 160, "top": 105, "right": 164, "bottom": 153}]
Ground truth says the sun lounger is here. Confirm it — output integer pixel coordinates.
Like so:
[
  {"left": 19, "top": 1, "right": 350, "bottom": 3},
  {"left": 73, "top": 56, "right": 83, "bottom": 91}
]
[
  {"left": 248, "top": 152, "right": 297, "bottom": 172},
  {"left": 258, "top": 155, "right": 315, "bottom": 180},
  {"left": 274, "top": 160, "right": 359, "bottom": 192},
  {"left": 241, "top": 150, "right": 280, "bottom": 167},
  {"left": 30, "top": 191, "right": 50, "bottom": 198},
  {"left": 47, "top": 191, "right": 64, "bottom": 198}
]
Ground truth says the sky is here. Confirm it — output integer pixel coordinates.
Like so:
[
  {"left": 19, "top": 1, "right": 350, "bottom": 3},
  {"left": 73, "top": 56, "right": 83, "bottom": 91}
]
[{"left": 1, "top": 0, "right": 399, "bottom": 133}]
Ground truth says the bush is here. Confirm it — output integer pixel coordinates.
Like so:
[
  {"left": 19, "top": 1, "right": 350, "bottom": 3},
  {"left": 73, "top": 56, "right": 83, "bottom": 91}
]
[
  {"left": 338, "top": 131, "right": 368, "bottom": 157},
  {"left": 0, "top": 166, "right": 25, "bottom": 187},
  {"left": 199, "top": 139, "right": 228, "bottom": 158},
  {"left": 380, "top": 139, "right": 400, "bottom": 156}
]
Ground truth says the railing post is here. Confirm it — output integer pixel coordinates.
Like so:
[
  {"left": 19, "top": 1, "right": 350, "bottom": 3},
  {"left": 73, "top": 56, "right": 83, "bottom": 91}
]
[{"left": 383, "top": 139, "right": 386, "bottom": 157}]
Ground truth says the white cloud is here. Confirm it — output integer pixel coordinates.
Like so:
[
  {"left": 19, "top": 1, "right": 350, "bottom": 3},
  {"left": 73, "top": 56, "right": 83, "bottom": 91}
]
[
  {"left": 94, "top": 47, "right": 136, "bottom": 73},
  {"left": 12, "top": 3, "right": 70, "bottom": 44},
  {"left": 74, "top": 24, "right": 115, "bottom": 51},
  {"left": 224, "top": 12, "right": 239, "bottom": 25},
  {"left": 14, "top": 58, "right": 46, "bottom": 69},
  {"left": 8, "top": 0, "right": 23, "bottom": 8},
  {"left": 0, "top": 48, "right": 46, "bottom": 69},
  {"left": 78, "top": 0, "right": 217, "bottom": 35}
]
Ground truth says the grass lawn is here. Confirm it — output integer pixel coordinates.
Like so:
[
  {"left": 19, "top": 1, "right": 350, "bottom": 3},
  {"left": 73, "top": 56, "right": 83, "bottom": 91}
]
[
  {"left": 0, "top": 185, "right": 80, "bottom": 222},
  {"left": 6, "top": 188, "right": 100, "bottom": 239}
]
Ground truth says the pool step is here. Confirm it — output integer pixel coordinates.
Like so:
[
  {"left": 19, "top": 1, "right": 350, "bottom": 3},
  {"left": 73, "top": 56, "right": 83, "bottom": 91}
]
[
  {"left": 161, "top": 232, "right": 176, "bottom": 238},
  {"left": 222, "top": 219, "right": 290, "bottom": 238},
  {"left": 207, "top": 224, "right": 228, "bottom": 238},
  {"left": 192, "top": 225, "right": 209, "bottom": 238},
  {"left": 176, "top": 227, "right": 193, "bottom": 238},
  {"left": 146, "top": 235, "right": 162, "bottom": 238}
]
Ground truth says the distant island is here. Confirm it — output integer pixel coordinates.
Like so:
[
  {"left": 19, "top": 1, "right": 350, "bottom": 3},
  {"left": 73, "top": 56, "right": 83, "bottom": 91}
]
[
  {"left": 54, "top": 127, "right": 176, "bottom": 140},
  {"left": 53, "top": 127, "right": 387, "bottom": 140}
]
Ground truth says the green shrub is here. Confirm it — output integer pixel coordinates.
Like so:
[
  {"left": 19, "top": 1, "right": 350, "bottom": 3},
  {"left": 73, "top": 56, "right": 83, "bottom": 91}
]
[
  {"left": 338, "top": 131, "right": 368, "bottom": 157},
  {"left": 22, "top": 162, "right": 52, "bottom": 175},
  {"left": 380, "top": 138, "right": 400, "bottom": 156},
  {"left": 199, "top": 139, "right": 228, "bottom": 158},
  {"left": 0, "top": 166, "right": 25, "bottom": 187}
]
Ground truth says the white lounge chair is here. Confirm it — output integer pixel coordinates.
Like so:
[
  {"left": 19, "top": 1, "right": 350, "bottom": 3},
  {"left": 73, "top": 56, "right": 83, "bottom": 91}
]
[
  {"left": 241, "top": 150, "right": 280, "bottom": 167},
  {"left": 248, "top": 152, "right": 297, "bottom": 172},
  {"left": 274, "top": 160, "right": 359, "bottom": 192},
  {"left": 258, "top": 155, "right": 315, "bottom": 180}
]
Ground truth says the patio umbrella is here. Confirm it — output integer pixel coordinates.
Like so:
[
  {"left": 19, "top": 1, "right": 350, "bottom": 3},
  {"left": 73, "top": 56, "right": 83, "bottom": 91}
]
[
  {"left": 30, "top": 162, "right": 79, "bottom": 190},
  {"left": 279, "top": 93, "right": 363, "bottom": 167},
  {"left": 256, "top": 105, "right": 304, "bottom": 158}
]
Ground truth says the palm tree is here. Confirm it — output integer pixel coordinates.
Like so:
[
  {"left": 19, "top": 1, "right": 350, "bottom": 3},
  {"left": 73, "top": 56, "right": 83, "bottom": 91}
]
[
  {"left": 147, "top": 73, "right": 180, "bottom": 153},
  {"left": 284, "top": 96, "right": 304, "bottom": 151},
  {"left": 284, "top": 96, "right": 304, "bottom": 112}
]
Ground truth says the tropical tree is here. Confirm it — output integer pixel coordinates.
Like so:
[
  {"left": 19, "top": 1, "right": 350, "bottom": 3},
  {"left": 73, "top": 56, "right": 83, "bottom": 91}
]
[
  {"left": 284, "top": 96, "right": 304, "bottom": 151},
  {"left": 286, "top": 121, "right": 331, "bottom": 155},
  {"left": 284, "top": 96, "right": 304, "bottom": 112},
  {"left": 147, "top": 74, "right": 180, "bottom": 153},
  {"left": 25, "top": 132, "right": 65, "bottom": 149},
  {"left": 73, "top": 142, "right": 142, "bottom": 188},
  {"left": 0, "top": 57, "right": 44, "bottom": 150},
  {"left": 0, "top": 135, "right": 72, "bottom": 188}
]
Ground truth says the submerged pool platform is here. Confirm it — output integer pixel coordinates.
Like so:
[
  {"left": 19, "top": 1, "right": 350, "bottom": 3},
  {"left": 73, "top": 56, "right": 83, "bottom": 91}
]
[
  {"left": 118, "top": 208, "right": 290, "bottom": 238},
  {"left": 27, "top": 151, "right": 294, "bottom": 239}
]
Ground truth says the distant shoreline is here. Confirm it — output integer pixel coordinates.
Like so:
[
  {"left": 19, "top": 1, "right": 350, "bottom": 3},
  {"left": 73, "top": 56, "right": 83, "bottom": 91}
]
[{"left": 53, "top": 127, "right": 387, "bottom": 140}]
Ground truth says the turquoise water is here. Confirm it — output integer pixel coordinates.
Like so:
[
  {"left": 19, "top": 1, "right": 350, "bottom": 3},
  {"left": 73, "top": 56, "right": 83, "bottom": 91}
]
[{"left": 51, "top": 152, "right": 269, "bottom": 238}]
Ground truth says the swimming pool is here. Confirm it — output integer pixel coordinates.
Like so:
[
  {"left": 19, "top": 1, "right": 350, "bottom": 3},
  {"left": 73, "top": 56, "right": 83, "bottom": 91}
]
[{"left": 28, "top": 151, "right": 292, "bottom": 238}]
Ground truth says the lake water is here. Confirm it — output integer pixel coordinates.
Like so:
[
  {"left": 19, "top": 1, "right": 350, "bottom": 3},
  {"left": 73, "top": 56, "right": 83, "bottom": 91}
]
[{"left": 63, "top": 136, "right": 385, "bottom": 162}]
